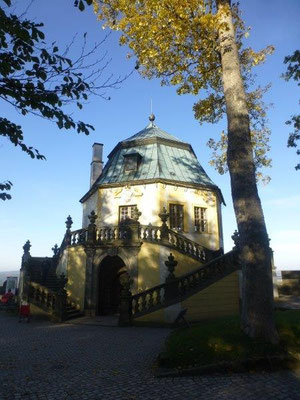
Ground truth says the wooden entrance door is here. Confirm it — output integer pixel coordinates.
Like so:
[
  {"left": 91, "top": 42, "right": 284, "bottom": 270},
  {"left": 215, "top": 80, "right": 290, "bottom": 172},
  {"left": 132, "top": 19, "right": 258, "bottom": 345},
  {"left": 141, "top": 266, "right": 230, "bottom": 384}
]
[{"left": 98, "top": 256, "right": 126, "bottom": 315}]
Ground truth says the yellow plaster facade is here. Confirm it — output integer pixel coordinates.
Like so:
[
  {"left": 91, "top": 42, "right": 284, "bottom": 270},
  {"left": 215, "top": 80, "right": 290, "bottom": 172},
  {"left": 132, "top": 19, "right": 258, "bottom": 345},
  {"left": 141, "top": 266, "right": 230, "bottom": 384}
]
[
  {"left": 60, "top": 246, "right": 86, "bottom": 310},
  {"left": 82, "top": 182, "right": 223, "bottom": 251}
]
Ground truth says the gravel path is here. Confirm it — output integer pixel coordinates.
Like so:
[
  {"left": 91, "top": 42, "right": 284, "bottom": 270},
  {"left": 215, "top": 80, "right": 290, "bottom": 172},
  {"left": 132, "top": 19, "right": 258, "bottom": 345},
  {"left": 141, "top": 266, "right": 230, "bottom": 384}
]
[{"left": 1, "top": 313, "right": 300, "bottom": 400}]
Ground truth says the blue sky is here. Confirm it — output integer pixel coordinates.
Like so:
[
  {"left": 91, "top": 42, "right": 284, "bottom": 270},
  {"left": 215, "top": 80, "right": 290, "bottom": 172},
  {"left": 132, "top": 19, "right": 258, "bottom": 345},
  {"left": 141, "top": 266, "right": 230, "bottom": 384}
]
[{"left": 0, "top": 0, "right": 299, "bottom": 272}]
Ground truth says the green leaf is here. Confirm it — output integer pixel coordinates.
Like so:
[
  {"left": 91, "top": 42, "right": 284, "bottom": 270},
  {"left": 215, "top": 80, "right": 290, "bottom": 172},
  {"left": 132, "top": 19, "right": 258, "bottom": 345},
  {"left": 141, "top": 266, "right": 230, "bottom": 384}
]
[
  {"left": 37, "top": 31, "right": 45, "bottom": 40},
  {"left": 79, "top": 0, "right": 85, "bottom": 11}
]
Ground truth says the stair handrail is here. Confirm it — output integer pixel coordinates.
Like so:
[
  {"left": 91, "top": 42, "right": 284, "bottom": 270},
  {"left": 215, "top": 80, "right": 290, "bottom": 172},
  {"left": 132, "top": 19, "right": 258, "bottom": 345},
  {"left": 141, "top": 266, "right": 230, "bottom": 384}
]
[
  {"left": 28, "top": 276, "right": 68, "bottom": 322},
  {"left": 139, "top": 224, "right": 221, "bottom": 262},
  {"left": 128, "top": 249, "right": 240, "bottom": 320}
]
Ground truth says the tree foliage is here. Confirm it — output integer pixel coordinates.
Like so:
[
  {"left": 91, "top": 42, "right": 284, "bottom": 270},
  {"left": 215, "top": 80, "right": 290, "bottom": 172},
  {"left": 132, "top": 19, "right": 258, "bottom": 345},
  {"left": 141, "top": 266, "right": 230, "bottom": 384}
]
[
  {"left": 92, "top": 0, "right": 273, "bottom": 180},
  {"left": 283, "top": 50, "right": 300, "bottom": 170},
  {"left": 0, "top": 180, "right": 12, "bottom": 201},
  {"left": 1, "top": 0, "right": 130, "bottom": 199}
]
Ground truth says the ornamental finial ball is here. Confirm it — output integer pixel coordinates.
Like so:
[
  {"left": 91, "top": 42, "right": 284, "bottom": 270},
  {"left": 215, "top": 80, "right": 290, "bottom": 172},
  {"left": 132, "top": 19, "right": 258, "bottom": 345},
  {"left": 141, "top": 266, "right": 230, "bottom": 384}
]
[{"left": 149, "top": 113, "right": 155, "bottom": 122}]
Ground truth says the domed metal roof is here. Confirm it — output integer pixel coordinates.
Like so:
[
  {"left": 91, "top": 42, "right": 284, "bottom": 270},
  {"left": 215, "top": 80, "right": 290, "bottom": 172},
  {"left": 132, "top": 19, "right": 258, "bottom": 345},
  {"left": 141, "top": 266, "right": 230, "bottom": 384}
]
[{"left": 80, "top": 119, "right": 223, "bottom": 203}]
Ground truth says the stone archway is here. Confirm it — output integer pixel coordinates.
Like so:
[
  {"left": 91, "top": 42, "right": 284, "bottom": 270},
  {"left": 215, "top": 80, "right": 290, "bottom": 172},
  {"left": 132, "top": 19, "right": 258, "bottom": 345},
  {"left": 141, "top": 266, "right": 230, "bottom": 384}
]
[{"left": 97, "top": 255, "right": 127, "bottom": 315}]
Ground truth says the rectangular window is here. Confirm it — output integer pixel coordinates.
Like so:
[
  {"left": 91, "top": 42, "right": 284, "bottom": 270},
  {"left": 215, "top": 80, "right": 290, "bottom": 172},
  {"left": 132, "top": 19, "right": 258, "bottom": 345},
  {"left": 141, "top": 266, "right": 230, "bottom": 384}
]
[
  {"left": 124, "top": 156, "right": 137, "bottom": 171},
  {"left": 194, "top": 207, "right": 207, "bottom": 233},
  {"left": 169, "top": 204, "right": 184, "bottom": 231},
  {"left": 119, "top": 205, "right": 137, "bottom": 222},
  {"left": 123, "top": 153, "right": 142, "bottom": 172}
]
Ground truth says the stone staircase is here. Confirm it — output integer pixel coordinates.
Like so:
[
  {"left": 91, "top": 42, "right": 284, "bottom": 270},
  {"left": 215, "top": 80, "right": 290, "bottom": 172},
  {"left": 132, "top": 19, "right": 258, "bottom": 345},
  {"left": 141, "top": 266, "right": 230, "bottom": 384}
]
[
  {"left": 44, "top": 269, "right": 60, "bottom": 291},
  {"left": 22, "top": 211, "right": 234, "bottom": 324},
  {"left": 65, "top": 303, "right": 83, "bottom": 320},
  {"left": 119, "top": 249, "right": 241, "bottom": 325}
]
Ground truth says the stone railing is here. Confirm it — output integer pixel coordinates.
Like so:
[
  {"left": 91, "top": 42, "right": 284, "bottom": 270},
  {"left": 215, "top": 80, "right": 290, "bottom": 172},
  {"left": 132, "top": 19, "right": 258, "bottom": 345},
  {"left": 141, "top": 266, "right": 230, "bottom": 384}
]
[
  {"left": 139, "top": 224, "right": 220, "bottom": 262},
  {"left": 97, "top": 225, "right": 129, "bottom": 241},
  {"left": 60, "top": 223, "right": 220, "bottom": 264},
  {"left": 28, "top": 280, "right": 68, "bottom": 322},
  {"left": 69, "top": 228, "right": 88, "bottom": 246},
  {"left": 128, "top": 249, "right": 240, "bottom": 321}
]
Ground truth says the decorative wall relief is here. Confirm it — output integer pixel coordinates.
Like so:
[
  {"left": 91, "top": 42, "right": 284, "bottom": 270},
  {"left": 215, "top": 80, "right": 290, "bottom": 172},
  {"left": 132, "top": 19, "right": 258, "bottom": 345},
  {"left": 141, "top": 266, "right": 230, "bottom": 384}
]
[{"left": 113, "top": 186, "right": 144, "bottom": 203}]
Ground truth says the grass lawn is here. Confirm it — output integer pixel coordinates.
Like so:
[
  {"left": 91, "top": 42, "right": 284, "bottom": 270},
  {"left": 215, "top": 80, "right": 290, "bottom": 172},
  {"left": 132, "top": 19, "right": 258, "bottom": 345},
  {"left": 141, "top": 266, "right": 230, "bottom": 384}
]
[{"left": 158, "top": 310, "right": 300, "bottom": 372}]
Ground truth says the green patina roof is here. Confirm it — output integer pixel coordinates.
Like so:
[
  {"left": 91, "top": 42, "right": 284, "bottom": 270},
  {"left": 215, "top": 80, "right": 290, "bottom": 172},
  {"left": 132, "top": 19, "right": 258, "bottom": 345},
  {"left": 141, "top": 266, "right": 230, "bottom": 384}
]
[
  {"left": 97, "top": 122, "right": 216, "bottom": 187},
  {"left": 80, "top": 120, "right": 223, "bottom": 203},
  {"left": 123, "top": 122, "right": 183, "bottom": 143}
]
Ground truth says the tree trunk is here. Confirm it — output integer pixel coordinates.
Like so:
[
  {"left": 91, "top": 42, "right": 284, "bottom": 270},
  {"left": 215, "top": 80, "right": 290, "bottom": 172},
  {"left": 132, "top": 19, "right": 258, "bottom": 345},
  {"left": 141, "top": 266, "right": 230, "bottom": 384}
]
[{"left": 216, "top": 0, "right": 278, "bottom": 343}]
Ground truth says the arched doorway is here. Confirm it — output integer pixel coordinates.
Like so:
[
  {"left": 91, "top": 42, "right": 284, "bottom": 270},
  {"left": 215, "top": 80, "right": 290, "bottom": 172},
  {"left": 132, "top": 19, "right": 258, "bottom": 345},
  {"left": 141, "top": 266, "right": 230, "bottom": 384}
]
[{"left": 98, "top": 255, "right": 127, "bottom": 315}]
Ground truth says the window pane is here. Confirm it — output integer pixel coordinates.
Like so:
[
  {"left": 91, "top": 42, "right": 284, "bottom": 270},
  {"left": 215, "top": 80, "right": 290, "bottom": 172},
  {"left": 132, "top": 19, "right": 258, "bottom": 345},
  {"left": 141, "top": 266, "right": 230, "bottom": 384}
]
[
  {"left": 194, "top": 207, "right": 207, "bottom": 232},
  {"left": 169, "top": 204, "right": 184, "bottom": 231},
  {"left": 119, "top": 205, "right": 137, "bottom": 222},
  {"left": 124, "top": 156, "right": 137, "bottom": 171}
]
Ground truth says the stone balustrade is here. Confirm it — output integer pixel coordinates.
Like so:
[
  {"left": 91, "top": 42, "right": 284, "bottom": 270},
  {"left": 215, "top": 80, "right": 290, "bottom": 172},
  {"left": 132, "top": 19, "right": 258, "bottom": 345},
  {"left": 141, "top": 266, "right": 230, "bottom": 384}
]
[
  {"left": 132, "top": 284, "right": 165, "bottom": 318},
  {"left": 126, "top": 249, "right": 240, "bottom": 320},
  {"left": 28, "top": 281, "right": 68, "bottom": 322},
  {"left": 69, "top": 228, "right": 88, "bottom": 246},
  {"left": 139, "top": 224, "right": 219, "bottom": 262},
  {"left": 97, "top": 225, "right": 129, "bottom": 242},
  {"left": 58, "top": 223, "right": 220, "bottom": 264}
]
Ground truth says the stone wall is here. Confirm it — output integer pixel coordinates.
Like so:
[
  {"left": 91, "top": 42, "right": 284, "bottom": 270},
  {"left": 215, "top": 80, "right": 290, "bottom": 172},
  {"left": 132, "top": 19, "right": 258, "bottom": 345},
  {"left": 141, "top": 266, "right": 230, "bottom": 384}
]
[{"left": 279, "top": 270, "right": 300, "bottom": 296}]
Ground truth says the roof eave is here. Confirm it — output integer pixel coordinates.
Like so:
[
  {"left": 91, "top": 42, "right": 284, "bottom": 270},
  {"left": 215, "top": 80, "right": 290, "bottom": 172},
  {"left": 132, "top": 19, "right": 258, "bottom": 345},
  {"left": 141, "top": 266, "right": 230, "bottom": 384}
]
[{"left": 80, "top": 178, "right": 225, "bottom": 205}]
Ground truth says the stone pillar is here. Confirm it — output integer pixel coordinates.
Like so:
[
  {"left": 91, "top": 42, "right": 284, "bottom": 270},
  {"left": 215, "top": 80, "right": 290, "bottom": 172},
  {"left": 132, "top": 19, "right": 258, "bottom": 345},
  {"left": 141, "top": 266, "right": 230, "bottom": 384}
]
[
  {"left": 65, "top": 215, "right": 73, "bottom": 246},
  {"left": 84, "top": 247, "right": 96, "bottom": 316},
  {"left": 87, "top": 210, "right": 98, "bottom": 244},
  {"left": 118, "top": 273, "right": 132, "bottom": 326},
  {"left": 55, "top": 273, "right": 68, "bottom": 322},
  {"left": 164, "top": 253, "right": 179, "bottom": 301},
  {"left": 159, "top": 207, "right": 170, "bottom": 241},
  {"left": 164, "top": 253, "right": 182, "bottom": 323},
  {"left": 19, "top": 240, "right": 32, "bottom": 302}
]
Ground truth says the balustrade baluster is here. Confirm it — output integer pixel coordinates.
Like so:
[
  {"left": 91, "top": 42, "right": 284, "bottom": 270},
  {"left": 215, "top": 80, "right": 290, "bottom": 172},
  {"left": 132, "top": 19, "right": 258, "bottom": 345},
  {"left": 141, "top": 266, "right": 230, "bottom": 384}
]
[
  {"left": 148, "top": 291, "right": 154, "bottom": 308},
  {"left": 141, "top": 293, "right": 147, "bottom": 312},
  {"left": 192, "top": 244, "right": 196, "bottom": 257},
  {"left": 156, "top": 289, "right": 162, "bottom": 305},
  {"left": 171, "top": 233, "right": 176, "bottom": 246},
  {"left": 133, "top": 298, "right": 140, "bottom": 315},
  {"left": 140, "top": 227, "right": 145, "bottom": 240},
  {"left": 148, "top": 227, "right": 152, "bottom": 240},
  {"left": 158, "top": 228, "right": 162, "bottom": 240},
  {"left": 194, "top": 246, "right": 200, "bottom": 260},
  {"left": 184, "top": 240, "right": 188, "bottom": 253}
]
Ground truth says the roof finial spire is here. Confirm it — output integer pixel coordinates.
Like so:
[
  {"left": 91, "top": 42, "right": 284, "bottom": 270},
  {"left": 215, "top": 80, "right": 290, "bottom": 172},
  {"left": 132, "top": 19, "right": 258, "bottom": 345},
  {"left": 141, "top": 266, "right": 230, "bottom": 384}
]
[{"left": 149, "top": 98, "right": 155, "bottom": 123}]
